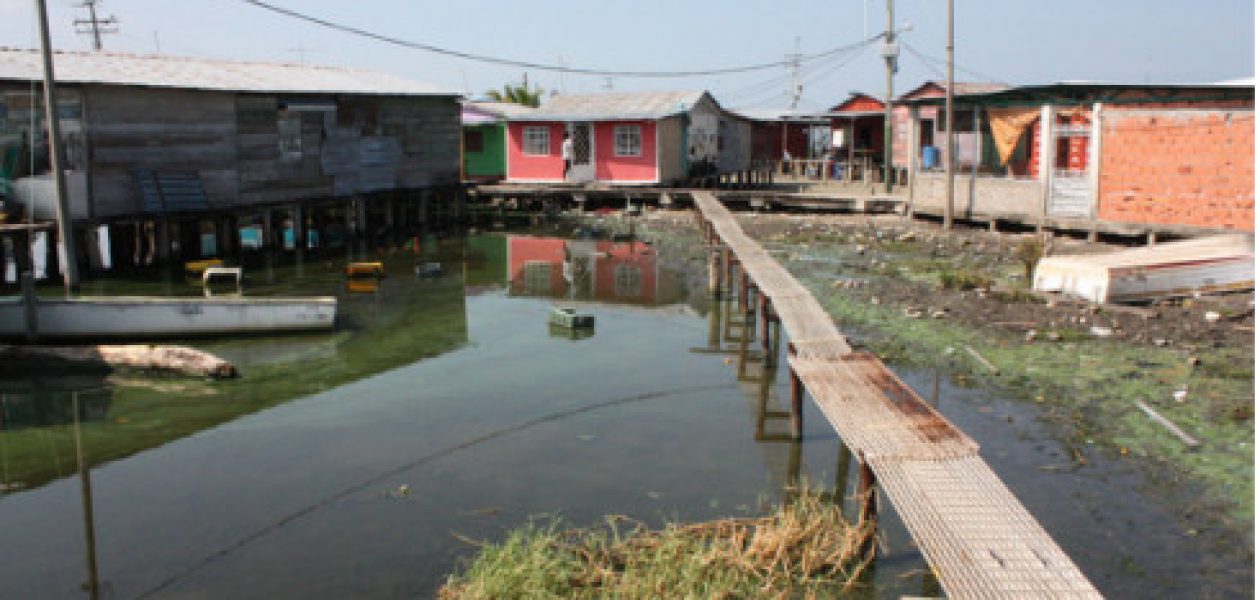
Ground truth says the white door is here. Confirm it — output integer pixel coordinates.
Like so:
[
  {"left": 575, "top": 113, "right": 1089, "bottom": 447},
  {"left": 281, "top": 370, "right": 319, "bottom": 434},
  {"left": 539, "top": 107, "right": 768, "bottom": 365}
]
[{"left": 567, "top": 122, "right": 595, "bottom": 183}]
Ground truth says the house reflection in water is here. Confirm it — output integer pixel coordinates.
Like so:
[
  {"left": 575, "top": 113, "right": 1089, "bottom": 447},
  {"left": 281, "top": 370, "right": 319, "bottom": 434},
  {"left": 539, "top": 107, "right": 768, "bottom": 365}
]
[{"left": 506, "top": 235, "right": 681, "bottom": 305}]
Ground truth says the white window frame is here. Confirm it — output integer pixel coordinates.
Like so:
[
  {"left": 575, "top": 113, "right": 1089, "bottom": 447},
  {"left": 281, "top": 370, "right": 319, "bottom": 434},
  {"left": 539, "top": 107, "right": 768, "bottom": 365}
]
[
  {"left": 614, "top": 125, "right": 642, "bottom": 157},
  {"left": 523, "top": 126, "right": 551, "bottom": 156}
]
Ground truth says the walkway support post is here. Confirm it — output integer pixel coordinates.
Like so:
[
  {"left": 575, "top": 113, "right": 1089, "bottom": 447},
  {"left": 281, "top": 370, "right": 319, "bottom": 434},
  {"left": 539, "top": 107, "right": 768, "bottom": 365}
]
[
  {"left": 859, "top": 460, "right": 878, "bottom": 555},
  {"left": 708, "top": 249, "right": 722, "bottom": 299}
]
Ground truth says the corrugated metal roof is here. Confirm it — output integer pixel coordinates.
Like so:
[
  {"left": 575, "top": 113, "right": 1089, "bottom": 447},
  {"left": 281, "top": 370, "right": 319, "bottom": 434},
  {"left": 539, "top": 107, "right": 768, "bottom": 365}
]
[
  {"left": 511, "top": 90, "right": 707, "bottom": 121},
  {"left": 468, "top": 101, "right": 538, "bottom": 118},
  {"left": 0, "top": 47, "right": 458, "bottom": 96}
]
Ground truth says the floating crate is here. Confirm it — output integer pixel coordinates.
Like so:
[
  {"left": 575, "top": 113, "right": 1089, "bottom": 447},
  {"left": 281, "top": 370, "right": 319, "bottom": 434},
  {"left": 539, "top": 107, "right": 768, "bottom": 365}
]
[{"left": 549, "top": 307, "right": 594, "bottom": 329}]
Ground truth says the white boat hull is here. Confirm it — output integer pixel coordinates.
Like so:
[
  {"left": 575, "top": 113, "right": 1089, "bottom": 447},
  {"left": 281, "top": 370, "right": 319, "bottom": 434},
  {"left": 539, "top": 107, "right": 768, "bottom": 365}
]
[{"left": 0, "top": 296, "right": 337, "bottom": 340}]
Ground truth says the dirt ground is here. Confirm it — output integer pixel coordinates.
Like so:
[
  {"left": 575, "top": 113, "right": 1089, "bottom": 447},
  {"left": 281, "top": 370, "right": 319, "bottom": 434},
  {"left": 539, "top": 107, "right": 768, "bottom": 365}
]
[{"left": 742, "top": 214, "right": 1254, "bottom": 351}]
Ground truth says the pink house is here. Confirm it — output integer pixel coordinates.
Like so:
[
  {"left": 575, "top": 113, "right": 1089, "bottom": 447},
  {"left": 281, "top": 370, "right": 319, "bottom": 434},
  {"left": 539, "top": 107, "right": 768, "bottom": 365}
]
[{"left": 504, "top": 91, "right": 741, "bottom": 186}]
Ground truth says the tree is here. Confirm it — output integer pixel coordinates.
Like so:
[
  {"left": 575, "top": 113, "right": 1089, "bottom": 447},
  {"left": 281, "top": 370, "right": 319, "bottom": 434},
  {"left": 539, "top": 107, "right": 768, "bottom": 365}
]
[{"left": 486, "top": 79, "right": 544, "bottom": 108}]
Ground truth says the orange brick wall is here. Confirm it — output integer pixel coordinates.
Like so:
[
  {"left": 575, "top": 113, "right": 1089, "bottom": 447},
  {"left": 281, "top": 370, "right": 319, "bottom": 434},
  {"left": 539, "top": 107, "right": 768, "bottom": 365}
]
[{"left": 1099, "top": 110, "right": 1255, "bottom": 231}]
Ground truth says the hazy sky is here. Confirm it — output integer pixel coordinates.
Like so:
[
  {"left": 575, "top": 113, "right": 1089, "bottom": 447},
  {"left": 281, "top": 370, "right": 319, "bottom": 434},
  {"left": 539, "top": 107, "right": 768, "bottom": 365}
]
[{"left": 0, "top": 0, "right": 1254, "bottom": 110}]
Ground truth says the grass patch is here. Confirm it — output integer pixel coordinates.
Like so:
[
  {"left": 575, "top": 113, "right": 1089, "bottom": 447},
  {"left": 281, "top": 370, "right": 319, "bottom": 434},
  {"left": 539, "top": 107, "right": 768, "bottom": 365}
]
[
  {"left": 440, "top": 489, "right": 874, "bottom": 599},
  {"left": 937, "top": 267, "right": 993, "bottom": 291},
  {"left": 808, "top": 281, "right": 1255, "bottom": 526}
]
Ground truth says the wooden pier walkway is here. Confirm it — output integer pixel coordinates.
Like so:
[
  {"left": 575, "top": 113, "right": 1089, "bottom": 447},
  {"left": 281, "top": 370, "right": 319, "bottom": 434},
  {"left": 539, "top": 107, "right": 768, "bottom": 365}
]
[{"left": 692, "top": 191, "right": 1102, "bottom": 599}]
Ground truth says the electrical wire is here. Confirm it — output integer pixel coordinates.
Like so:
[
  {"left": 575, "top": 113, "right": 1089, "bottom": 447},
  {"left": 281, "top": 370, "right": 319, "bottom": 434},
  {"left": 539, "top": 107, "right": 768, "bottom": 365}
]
[
  {"left": 901, "top": 40, "right": 1008, "bottom": 85},
  {"left": 720, "top": 41, "right": 876, "bottom": 108},
  {"left": 239, "top": 0, "right": 883, "bottom": 78}
]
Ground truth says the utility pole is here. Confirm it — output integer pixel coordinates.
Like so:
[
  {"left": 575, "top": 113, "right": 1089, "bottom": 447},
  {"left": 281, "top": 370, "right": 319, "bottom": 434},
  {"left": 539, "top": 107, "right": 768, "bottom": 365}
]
[
  {"left": 787, "top": 37, "right": 803, "bottom": 110},
  {"left": 944, "top": 0, "right": 955, "bottom": 229},
  {"left": 35, "top": 0, "right": 80, "bottom": 291},
  {"left": 73, "top": 0, "right": 118, "bottom": 51},
  {"left": 881, "top": 0, "right": 897, "bottom": 193}
]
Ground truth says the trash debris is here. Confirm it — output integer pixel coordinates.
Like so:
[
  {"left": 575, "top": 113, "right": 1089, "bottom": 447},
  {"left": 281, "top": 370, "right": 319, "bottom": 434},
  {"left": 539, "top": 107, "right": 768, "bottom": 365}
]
[
  {"left": 1173, "top": 387, "right": 1188, "bottom": 403},
  {"left": 1089, "top": 326, "right": 1113, "bottom": 338},
  {"left": 1135, "top": 400, "right": 1201, "bottom": 449},
  {"left": 1204, "top": 311, "right": 1221, "bottom": 323},
  {"left": 550, "top": 307, "right": 595, "bottom": 329}
]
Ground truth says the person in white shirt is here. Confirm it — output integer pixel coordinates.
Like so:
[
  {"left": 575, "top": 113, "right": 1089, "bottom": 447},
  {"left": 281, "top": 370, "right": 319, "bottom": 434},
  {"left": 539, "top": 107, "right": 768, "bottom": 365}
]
[{"left": 561, "top": 132, "right": 574, "bottom": 179}]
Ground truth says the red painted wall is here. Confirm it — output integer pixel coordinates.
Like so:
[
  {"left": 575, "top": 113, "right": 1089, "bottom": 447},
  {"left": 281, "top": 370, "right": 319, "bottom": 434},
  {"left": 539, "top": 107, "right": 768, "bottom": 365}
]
[
  {"left": 1098, "top": 110, "right": 1254, "bottom": 231},
  {"left": 594, "top": 121, "right": 658, "bottom": 182},
  {"left": 507, "top": 236, "right": 567, "bottom": 295},
  {"left": 506, "top": 122, "right": 566, "bottom": 181},
  {"left": 593, "top": 240, "right": 658, "bottom": 303}
]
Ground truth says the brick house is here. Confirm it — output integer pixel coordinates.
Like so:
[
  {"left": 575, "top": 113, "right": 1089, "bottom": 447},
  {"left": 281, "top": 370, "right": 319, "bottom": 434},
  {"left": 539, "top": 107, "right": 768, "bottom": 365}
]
[{"left": 898, "top": 81, "right": 1255, "bottom": 233}]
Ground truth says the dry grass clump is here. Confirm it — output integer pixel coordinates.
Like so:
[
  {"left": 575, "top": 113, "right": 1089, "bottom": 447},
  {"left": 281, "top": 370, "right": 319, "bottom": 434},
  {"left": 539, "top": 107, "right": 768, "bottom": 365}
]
[{"left": 440, "top": 488, "right": 875, "bottom": 599}]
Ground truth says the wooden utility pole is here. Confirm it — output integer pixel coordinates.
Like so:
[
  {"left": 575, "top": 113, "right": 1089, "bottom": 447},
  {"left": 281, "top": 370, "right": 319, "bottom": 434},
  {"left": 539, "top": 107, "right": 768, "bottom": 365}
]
[
  {"left": 74, "top": 0, "right": 118, "bottom": 51},
  {"left": 881, "top": 0, "right": 896, "bottom": 193},
  {"left": 944, "top": 0, "right": 955, "bottom": 229},
  {"left": 35, "top": 0, "right": 80, "bottom": 291}
]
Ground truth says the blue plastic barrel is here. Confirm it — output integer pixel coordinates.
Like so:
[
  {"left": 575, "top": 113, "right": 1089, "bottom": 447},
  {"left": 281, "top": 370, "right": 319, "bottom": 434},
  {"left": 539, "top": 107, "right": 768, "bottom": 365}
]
[{"left": 921, "top": 146, "right": 940, "bottom": 170}]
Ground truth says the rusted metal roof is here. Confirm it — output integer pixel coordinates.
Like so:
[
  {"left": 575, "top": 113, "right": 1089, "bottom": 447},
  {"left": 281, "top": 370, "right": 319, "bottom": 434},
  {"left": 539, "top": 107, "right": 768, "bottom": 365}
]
[
  {"left": 0, "top": 47, "right": 457, "bottom": 96},
  {"left": 511, "top": 90, "right": 708, "bottom": 121}
]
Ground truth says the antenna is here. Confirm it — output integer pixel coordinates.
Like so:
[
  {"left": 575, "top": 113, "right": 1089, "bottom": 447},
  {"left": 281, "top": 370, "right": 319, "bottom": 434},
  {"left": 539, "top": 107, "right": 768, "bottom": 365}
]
[{"left": 73, "top": 0, "right": 118, "bottom": 51}]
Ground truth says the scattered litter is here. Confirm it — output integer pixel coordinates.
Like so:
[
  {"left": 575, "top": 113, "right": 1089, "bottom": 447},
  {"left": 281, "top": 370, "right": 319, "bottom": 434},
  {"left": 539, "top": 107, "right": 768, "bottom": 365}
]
[
  {"left": 1089, "top": 326, "right": 1113, "bottom": 338},
  {"left": 1172, "top": 387, "right": 1188, "bottom": 403},
  {"left": 577, "top": 434, "right": 596, "bottom": 442},
  {"left": 1025, "top": 329, "right": 1038, "bottom": 343},
  {"left": 903, "top": 307, "right": 923, "bottom": 319},
  {"left": 963, "top": 345, "right": 1000, "bottom": 375},
  {"left": 930, "top": 308, "right": 948, "bottom": 319},
  {"left": 386, "top": 484, "right": 411, "bottom": 498},
  {"left": 1135, "top": 400, "right": 1201, "bottom": 449},
  {"left": 1204, "top": 311, "right": 1221, "bottom": 323},
  {"left": 869, "top": 296, "right": 881, "bottom": 305}
]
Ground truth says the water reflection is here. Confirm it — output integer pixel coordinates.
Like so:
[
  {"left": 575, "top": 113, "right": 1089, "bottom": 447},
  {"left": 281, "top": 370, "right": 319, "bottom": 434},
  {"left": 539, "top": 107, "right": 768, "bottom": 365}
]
[{"left": 506, "top": 235, "right": 683, "bottom": 305}]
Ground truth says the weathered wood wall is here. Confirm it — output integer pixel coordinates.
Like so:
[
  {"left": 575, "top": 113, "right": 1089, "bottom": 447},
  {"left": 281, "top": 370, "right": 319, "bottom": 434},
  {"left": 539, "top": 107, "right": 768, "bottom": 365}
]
[
  {"left": 86, "top": 86, "right": 239, "bottom": 218},
  {"left": 26, "top": 84, "right": 460, "bottom": 220}
]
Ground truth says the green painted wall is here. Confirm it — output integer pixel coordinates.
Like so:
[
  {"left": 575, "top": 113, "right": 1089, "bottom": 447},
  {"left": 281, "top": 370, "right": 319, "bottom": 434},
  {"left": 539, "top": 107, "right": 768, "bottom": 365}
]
[{"left": 463, "top": 123, "right": 506, "bottom": 179}]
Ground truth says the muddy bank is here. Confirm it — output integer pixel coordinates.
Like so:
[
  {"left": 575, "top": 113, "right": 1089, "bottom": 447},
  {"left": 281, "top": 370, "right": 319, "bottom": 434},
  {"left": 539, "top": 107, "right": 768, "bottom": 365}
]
[{"left": 611, "top": 208, "right": 1253, "bottom": 535}]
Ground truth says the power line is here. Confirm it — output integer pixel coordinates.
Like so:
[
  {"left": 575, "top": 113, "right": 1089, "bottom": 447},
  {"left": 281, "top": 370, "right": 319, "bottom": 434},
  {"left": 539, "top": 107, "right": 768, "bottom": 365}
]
[
  {"left": 902, "top": 39, "right": 1007, "bottom": 85},
  {"left": 238, "top": 0, "right": 882, "bottom": 78}
]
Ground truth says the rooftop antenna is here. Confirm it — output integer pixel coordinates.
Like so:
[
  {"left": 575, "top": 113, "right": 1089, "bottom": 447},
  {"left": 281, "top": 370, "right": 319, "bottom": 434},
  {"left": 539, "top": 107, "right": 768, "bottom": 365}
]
[
  {"left": 73, "top": 0, "right": 118, "bottom": 51},
  {"left": 286, "top": 43, "right": 320, "bottom": 64}
]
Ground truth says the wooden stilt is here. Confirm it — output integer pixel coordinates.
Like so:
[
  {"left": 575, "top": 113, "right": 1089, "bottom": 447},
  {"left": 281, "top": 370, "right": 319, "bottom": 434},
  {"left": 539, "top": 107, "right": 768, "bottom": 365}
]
[
  {"left": 789, "top": 365, "right": 803, "bottom": 440},
  {"left": 859, "top": 460, "right": 878, "bottom": 555}
]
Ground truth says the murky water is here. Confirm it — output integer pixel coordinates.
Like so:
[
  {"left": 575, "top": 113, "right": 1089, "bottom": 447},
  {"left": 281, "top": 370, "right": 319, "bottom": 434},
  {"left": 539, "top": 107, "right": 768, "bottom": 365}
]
[{"left": 0, "top": 231, "right": 1250, "bottom": 598}]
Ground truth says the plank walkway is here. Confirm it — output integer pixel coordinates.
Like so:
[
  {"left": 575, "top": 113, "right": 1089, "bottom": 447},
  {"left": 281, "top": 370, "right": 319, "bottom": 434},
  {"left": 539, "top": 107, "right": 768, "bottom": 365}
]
[{"left": 692, "top": 191, "right": 1103, "bottom": 599}]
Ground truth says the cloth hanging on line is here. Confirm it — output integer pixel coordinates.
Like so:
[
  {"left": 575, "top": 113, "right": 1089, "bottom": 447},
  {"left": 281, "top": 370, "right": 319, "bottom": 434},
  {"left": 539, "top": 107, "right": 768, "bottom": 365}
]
[{"left": 986, "top": 107, "right": 1040, "bottom": 165}]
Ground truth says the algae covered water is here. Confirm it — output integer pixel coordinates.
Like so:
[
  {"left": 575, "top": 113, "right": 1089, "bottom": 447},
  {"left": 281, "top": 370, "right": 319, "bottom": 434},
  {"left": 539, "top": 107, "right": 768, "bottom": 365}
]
[{"left": 0, "top": 231, "right": 1249, "bottom": 598}]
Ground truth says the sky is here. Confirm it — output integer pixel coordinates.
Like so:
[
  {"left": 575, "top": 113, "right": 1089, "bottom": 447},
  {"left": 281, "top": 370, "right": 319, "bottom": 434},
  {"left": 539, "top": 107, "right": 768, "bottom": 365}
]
[{"left": 0, "top": 0, "right": 1254, "bottom": 111}]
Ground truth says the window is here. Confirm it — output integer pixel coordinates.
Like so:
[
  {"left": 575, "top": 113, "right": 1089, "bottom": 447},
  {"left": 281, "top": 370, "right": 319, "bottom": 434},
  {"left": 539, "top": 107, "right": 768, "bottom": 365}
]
[
  {"left": 278, "top": 113, "right": 302, "bottom": 161},
  {"left": 614, "top": 125, "right": 642, "bottom": 157},
  {"left": 523, "top": 261, "right": 552, "bottom": 294},
  {"left": 523, "top": 126, "right": 550, "bottom": 156},
  {"left": 464, "top": 129, "right": 485, "bottom": 153},
  {"left": 614, "top": 263, "right": 642, "bottom": 297}
]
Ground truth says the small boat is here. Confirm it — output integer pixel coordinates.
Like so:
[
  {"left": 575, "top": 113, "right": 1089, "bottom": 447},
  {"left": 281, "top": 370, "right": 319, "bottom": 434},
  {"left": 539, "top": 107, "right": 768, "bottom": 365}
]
[
  {"left": 2, "top": 267, "right": 336, "bottom": 341},
  {"left": 0, "top": 295, "right": 337, "bottom": 340}
]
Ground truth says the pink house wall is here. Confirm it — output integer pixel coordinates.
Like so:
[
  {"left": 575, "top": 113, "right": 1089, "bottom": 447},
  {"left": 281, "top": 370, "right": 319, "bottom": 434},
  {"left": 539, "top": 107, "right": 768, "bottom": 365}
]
[
  {"left": 507, "top": 122, "right": 567, "bottom": 181},
  {"left": 594, "top": 121, "right": 658, "bottom": 182}
]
